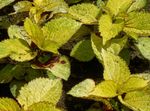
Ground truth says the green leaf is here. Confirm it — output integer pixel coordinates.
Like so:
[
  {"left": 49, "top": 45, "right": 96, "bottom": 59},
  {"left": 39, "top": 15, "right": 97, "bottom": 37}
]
[
  {"left": 17, "top": 78, "right": 62, "bottom": 110},
  {"left": 10, "top": 80, "right": 26, "bottom": 98},
  {"left": 0, "top": 39, "right": 37, "bottom": 61},
  {"left": 99, "top": 14, "right": 124, "bottom": 44},
  {"left": 135, "top": 37, "right": 150, "bottom": 60},
  {"left": 0, "top": 98, "right": 20, "bottom": 111},
  {"left": 105, "top": 36, "right": 128, "bottom": 55},
  {"left": 118, "top": 86, "right": 150, "bottom": 111},
  {"left": 33, "top": 0, "right": 68, "bottom": 12},
  {"left": 91, "top": 33, "right": 103, "bottom": 62},
  {"left": 124, "top": 12, "right": 150, "bottom": 37},
  {"left": 102, "top": 49, "right": 130, "bottom": 85},
  {"left": 106, "top": 0, "right": 132, "bottom": 16},
  {"left": 118, "top": 76, "right": 148, "bottom": 94},
  {"left": 132, "top": 73, "right": 150, "bottom": 81},
  {"left": 13, "top": 1, "right": 32, "bottom": 13},
  {"left": 70, "top": 40, "right": 95, "bottom": 62},
  {"left": 8, "top": 25, "right": 31, "bottom": 44},
  {"left": 68, "top": 3, "right": 100, "bottom": 24},
  {"left": 127, "top": 0, "right": 147, "bottom": 13},
  {"left": 90, "top": 80, "right": 117, "bottom": 98},
  {"left": 42, "top": 17, "right": 82, "bottom": 48},
  {"left": 0, "top": 0, "right": 14, "bottom": 9},
  {"left": 68, "top": 79, "right": 95, "bottom": 97},
  {"left": 27, "top": 102, "right": 61, "bottom": 111}
]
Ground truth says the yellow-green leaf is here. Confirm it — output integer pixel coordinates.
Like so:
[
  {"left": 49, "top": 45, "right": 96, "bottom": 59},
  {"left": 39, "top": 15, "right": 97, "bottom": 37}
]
[
  {"left": 68, "top": 79, "right": 95, "bottom": 97},
  {"left": 99, "top": 14, "right": 124, "bottom": 44},
  {"left": 106, "top": 0, "right": 132, "bottom": 16},
  {"left": 0, "top": 0, "right": 14, "bottom": 9},
  {"left": 17, "top": 78, "right": 62, "bottom": 110},
  {"left": 69, "top": 3, "right": 100, "bottom": 24},
  {"left": 90, "top": 80, "right": 117, "bottom": 98},
  {"left": 102, "top": 49, "right": 130, "bottom": 85},
  {"left": 70, "top": 40, "right": 95, "bottom": 62},
  {"left": 0, "top": 98, "right": 20, "bottom": 111}
]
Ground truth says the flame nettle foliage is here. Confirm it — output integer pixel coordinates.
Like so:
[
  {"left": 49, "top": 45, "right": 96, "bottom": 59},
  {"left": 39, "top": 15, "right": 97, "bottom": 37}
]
[{"left": 0, "top": 0, "right": 150, "bottom": 111}]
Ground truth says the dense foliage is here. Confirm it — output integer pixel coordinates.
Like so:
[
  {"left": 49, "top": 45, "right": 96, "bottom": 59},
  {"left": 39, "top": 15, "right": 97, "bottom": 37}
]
[{"left": 0, "top": 0, "right": 150, "bottom": 111}]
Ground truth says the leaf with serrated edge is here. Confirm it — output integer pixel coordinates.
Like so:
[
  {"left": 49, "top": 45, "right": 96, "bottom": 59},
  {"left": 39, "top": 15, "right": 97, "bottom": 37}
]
[
  {"left": 124, "top": 12, "right": 150, "bottom": 37},
  {"left": 102, "top": 49, "right": 130, "bottom": 85},
  {"left": 68, "top": 79, "right": 95, "bottom": 97},
  {"left": 91, "top": 33, "right": 103, "bottom": 62},
  {"left": 69, "top": 3, "right": 100, "bottom": 24},
  {"left": 90, "top": 80, "right": 117, "bottom": 98},
  {"left": 118, "top": 76, "right": 148, "bottom": 94},
  {"left": 99, "top": 14, "right": 124, "bottom": 44},
  {"left": 0, "top": 0, "right": 15, "bottom": 9},
  {"left": 27, "top": 102, "right": 61, "bottom": 111},
  {"left": 106, "top": 0, "right": 132, "bottom": 16},
  {"left": 0, "top": 98, "right": 20, "bottom": 111},
  {"left": 135, "top": 37, "right": 150, "bottom": 60},
  {"left": 127, "top": 0, "right": 147, "bottom": 13},
  {"left": 17, "top": 78, "right": 62, "bottom": 110},
  {"left": 70, "top": 40, "right": 95, "bottom": 62}
]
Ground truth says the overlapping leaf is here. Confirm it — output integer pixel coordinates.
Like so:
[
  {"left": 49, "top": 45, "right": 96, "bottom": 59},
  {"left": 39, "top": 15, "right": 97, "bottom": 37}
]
[
  {"left": 70, "top": 40, "right": 95, "bottom": 62},
  {"left": 17, "top": 78, "right": 62, "bottom": 110},
  {"left": 99, "top": 14, "right": 124, "bottom": 44},
  {"left": 0, "top": 0, "right": 14, "bottom": 9},
  {"left": 0, "top": 98, "right": 20, "bottom": 111},
  {"left": 69, "top": 3, "right": 100, "bottom": 24}
]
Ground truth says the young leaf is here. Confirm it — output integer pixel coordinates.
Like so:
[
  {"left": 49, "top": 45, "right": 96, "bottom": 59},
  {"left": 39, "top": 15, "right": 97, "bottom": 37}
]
[
  {"left": 127, "top": 0, "right": 147, "bottom": 13},
  {"left": 106, "top": 0, "right": 132, "bottom": 16},
  {"left": 102, "top": 49, "right": 130, "bottom": 85},
  {"left": 118, "top": 86, "right": 150, "bottom": 111},
  {"left": 99, "top": 14, "right": 124, "bottom": 44},
  {"left": 13, "top": 1, "right": 32, "bottom": 13},
  {"left": 68, "top": 3, "right": 100, "bottom": 24},
  {"left": 27, "top": 102, "right": 61, "bottom": 111},
  {"left": 118, "top": 77, "right": 148, "bottom": 94},
  {"left": 0, "top": 98, "right": 20, "bottom": 111},
  {"left": 68, "top": 79, "right": 95, "bottom": 97},
  {"left": 135, "top": 37, "right": 150, "bottom": 60},
  {"left": 90, "top": 80, "right": 117, "bottom": 98},
  {"left": 91, "top": 33, "right": 103, "bottom": 62},
  {"left": 0, "top": 0, "right": 14, "bottom": 9},
  {"left": 70, "top": 40, "right": 95, "bottom": 62},
  {"left": 124, "top": 12, "right": 150, "bottom": 37},
  {"left": 17, "top": 78, "right": 62, "bottom": 110}
]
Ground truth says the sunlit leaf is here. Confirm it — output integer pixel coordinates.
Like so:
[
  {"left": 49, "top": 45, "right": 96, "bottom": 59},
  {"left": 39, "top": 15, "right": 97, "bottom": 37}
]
[
  {"left": 68, "top": 79, "right": 95, "bottom": 97},
  {"left": 90, "top": 80, "right": 117, "bottom": 98},
  {"left": 135, "top": 37, "right": 150, "bottom": 60},
  {"left": 70, "top": 40, "right": 95, "bottom": 62},
  {"left": 0, "top": 0, "right": 14, "bottom": 9},
  {"left": 17, "top": 78, "right": 62, "bottom": 110},
  {"left": 124, "top": 12, "right": 150, "bottom": 37},
  {"left": 106, "top": 0, "right": 132, "bottom": 16},
  {"left": 27, "top": 102, "right": 61, "bottom": 111},
  {"left": 102, "top": 49, "right": 130, "bottom": 85},
  {"left": 0, "top": 98, "right": 20, "bottom": 111},
  {"left": 13, "top": 1, "right": 32, "bottom": 13},
  {"left": 127, "top": 0, "right": 147, "bottom": 13},
  {"left": 69, "top": 3, "right": 100, "bottom": 24},
  {"left": 99, "top": 14, "right": 124, "bottom": 44}
]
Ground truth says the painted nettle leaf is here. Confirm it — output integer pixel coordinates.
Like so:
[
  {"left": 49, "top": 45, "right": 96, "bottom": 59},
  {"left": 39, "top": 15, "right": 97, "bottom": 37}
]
[{"left": 0, "top": 0, "right": 14, "bottom": 9}]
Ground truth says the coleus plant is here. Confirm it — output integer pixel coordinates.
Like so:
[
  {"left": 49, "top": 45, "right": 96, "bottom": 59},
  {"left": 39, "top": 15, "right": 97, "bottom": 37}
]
[{"left": 0, "top": 0, "right": 150, "bottom": 111}]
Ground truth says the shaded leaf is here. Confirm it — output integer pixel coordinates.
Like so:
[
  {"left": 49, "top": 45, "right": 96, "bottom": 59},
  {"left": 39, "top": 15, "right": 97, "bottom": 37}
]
[
  {"left": 90, "top": 80, "right": 117, "bottom": 98},
  {"left": 70, "top": 40, "right": 95, "bottom": 62},
  {"left": 106, "top": 0, "right": 132, "bottom": 16},
  {"left": 99, "top": 14, "right": 124, "bottom": 44},
  {"left": 0, "top": 98, "right": 20, "bottom": 111},
  {"left": 0, "top": 0, "right": 14, "bottom": 9},
  {"left": 17, "top": 78, "right": 62, "bottom": 110},
  {"left": 135, "top": 37, "right": 150, "bottom": 60},
  {"left": 27, "top": 102, "right": 61, "bottom": 111},
  {"left": 68, "top": 79, "right": 95, "bottom": 97},
  {"left": 102, "top": 50, "right": 130, "bottom": 85},
  {"left": 69, "top": 3, "right": 100, "bottom": 24}
]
